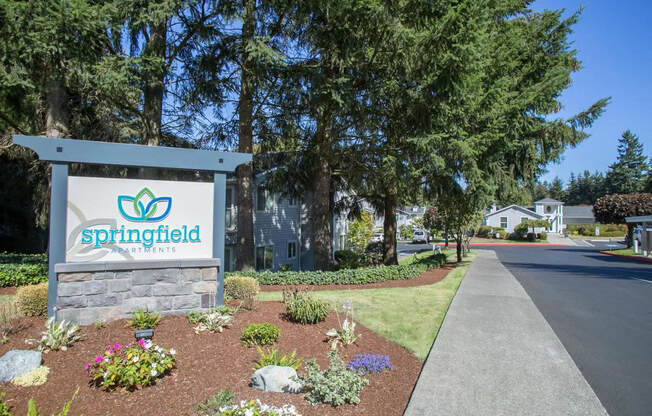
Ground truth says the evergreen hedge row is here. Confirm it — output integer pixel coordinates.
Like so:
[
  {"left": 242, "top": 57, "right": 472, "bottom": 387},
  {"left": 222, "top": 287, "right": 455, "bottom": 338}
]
[
  {"left": 0, "top": 253, "right": 48, "bottom": 287},
  {"left": 228, "top": 253, "right": 447, "bottom": 286}
]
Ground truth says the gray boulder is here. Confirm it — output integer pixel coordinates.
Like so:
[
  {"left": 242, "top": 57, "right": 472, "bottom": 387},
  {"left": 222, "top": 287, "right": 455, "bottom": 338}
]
[
  {"left": 0, "top": 350, "right": 42, "bottom": 382},
  {"left": 251, "top": 365, "right": 302, "bottom": 393}
]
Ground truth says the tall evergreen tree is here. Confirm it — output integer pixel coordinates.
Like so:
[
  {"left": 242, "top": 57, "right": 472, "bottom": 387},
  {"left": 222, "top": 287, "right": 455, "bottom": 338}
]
[{"left": 604, "top": 130, "right": 648, "bottom": 195}]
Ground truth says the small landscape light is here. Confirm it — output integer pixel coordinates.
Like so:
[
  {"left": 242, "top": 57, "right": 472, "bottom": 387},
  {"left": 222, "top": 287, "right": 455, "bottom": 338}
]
[{"left": 134, "top": 329, "right": 154, "bottom": 340}]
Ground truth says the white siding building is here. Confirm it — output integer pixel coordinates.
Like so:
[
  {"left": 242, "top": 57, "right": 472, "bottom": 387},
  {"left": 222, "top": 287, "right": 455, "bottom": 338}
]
[{"left": 483, "top": 198, "right": 565, "bottom": 234}]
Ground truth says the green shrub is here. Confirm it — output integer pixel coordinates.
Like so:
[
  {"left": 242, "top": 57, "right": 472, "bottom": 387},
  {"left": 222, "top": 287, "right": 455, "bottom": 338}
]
[
  {"left": 194, "top": 390, "right": 235, "bottom": 415},
  {"left": 283, "top": 289, "right": 329, "bottom": 324},
  {"left": 28, "top": 317, "right": 82, "bottom": 352},
  {"left": 0, "top": 253, "right": 48, "bottom": 287},
  {"left": 253, "top": 346, "right": 302, "bottom": 370},
  {"left": 241, "top": 323, "right": 280, "bottom": 347},
  {"left": 224, "top": 275, "right": 260, "bottom": 300},
  {"left": 227, "top": 260, "right": 441, "bottom": 287},
  {"left": 538, "top": 232, "right": 548, "bottom": 240},
  {"left": 0, "top": 393, "right": 10, "bottom": 416},
  {"left": 476, "top": 225, "right": 492, "bottom": 238},
  {"left": 433, "top": 252, "right": 448, "bottom": 267},
  {"left": 334, "top": 250, "right": 361, "bottom": 269},
  {"left": 126, "top": 307, "right": 161, "bottom": 329},
  {"left": 298, "top": 349, "right": 369, "bottom": 407},
  {"left": 15, "top": 283, "right": 48, "bottom": 316}
]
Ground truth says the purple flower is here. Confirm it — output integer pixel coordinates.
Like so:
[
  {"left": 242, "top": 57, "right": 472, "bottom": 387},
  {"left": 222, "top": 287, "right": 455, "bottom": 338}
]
[
  {"left": 114, "top": 343, "right": 121, "bottom": 350},
  {"left": 95, "top": 355, "right": 103, "bottom": 363},
  {"left": 347, "top": 353, "right": 394, "bottom": 375},
  {"left": 137, "top": 338, "right": 145, "bottom": 347},
  {"left": 84, "top": 363, "right": 91, "bottom": 370}
]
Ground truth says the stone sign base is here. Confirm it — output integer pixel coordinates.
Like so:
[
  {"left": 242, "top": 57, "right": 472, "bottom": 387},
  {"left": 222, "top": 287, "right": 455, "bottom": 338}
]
[{"left": 54, "top": 259, "right": 219, "bottom": 325}]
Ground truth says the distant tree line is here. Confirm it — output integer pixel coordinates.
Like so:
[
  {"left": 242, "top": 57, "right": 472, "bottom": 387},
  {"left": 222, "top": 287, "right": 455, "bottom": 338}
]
[{"left": 526, "top": 130, "right": 650, "bottom": 205}]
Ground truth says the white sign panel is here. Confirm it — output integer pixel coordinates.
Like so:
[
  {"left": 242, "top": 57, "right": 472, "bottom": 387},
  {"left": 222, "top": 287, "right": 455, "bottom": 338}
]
[{"left": 66, "top": 176, "right": 214, "bottom": 262}]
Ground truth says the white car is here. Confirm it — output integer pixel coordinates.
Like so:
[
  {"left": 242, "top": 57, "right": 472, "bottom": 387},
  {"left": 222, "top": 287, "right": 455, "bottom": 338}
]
[
  {"left": 412, "top": 229, "right": 429, "bottom": 244},
  {"left": 370, "top": 233, "right": 384, "bottom": 243}
]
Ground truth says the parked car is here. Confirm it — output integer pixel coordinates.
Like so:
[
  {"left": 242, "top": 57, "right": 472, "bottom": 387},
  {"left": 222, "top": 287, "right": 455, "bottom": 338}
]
[
  {"left": 412, "top": 229, "right": 429, "bottom": 244},
  {"left": 370, "top": 233, "right": 384, "bottom": 243}
]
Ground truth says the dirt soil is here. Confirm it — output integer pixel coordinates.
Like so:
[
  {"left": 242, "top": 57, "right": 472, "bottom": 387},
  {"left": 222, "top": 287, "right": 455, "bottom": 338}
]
[
  {"left": 260, "top": 264, "right": 453, "bottom": 292},
  {"left": 0, "top": 302, "right": 423, "bottom": 416}
]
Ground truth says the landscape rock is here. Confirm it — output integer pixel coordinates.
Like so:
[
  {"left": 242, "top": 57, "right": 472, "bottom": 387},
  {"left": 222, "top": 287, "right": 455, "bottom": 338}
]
[
  {"left": 0, "top": 350, "right": 42, "bottom": 382},
  {"left": 251, "top": 365, "right": 302, "bottom": 393}
]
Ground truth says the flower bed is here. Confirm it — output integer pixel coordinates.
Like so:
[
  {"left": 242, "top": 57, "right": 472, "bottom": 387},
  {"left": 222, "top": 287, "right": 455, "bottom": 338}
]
[{"left": 0, "top": 302, "right": 422, "bottom": 415}]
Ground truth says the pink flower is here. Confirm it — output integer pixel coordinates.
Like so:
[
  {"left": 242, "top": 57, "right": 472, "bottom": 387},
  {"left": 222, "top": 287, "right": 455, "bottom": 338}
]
[
  {"left": 107, "top": 349, "right": 114, "bottom": 355},
  {"left": 84, "top": 363, "right": 91, "bottom": 370},
  {"left": 137, "top": 338, "right": 145, "bottom": 347},
  {"left": 95, "top": 355, "right": 103, "bottom": 363},
  {"left": 114, "top": 343, "right": 121, "bottom": 350}
]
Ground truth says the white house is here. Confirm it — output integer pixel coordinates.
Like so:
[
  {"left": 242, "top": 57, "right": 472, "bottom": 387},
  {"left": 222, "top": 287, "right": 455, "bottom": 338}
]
[{"left": 484, "top": 198, "right": 565, "bottom": 233}]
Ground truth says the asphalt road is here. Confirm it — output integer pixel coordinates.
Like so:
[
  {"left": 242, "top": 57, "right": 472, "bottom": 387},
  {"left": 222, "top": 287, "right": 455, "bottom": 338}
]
[{"left": 483, "top": 245, "right": 652, "bottom": 416}]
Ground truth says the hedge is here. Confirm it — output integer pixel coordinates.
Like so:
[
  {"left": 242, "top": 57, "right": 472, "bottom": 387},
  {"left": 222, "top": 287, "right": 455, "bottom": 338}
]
[
  {"left": 0, "top": 253, "right": 48, "bottom": 287},
  {"left": 227, "top": 253, "right": 447, "bottom": 286}
]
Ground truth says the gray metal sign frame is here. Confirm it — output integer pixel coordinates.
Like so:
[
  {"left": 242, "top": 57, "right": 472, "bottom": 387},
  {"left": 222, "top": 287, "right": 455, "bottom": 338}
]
[{"left": 13, "top": 135, "right": 251, "bottom": 316}]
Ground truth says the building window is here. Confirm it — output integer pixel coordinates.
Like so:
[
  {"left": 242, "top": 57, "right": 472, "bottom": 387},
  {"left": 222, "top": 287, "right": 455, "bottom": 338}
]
[
  {"left": 287, "top": 241, "right": 297, "bottom": 259},
  {"left": 288, "top": 196, "right": 299, "bottom": 207},
  {"left": 226, "top": 188, "right": 234, "bottom": 229},
  {"left": 500, "top": 217, "right": 508, "bottom": 229},
  {"left": 546, "top": 205, "right": 552, "bottom": 213},
  {"left": 256, "top": 245, "right": 274, "bottom": 271},
  {"left": 256, "top": 186, "right": 273, "bottom": 211}
]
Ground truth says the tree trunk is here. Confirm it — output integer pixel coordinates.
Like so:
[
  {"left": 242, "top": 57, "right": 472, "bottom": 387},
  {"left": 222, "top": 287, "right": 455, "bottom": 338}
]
[
  {"left": 312, "top": 109, "right": 333, "bottom": 270},
  {"left": 383, "top": 191, "right": 398, "bottom": 265},
  {"left": 142, "top": 20, "right": 166, "bottom": 147},
  {"left": 444, "top": 227, "right": 449, "bottom": 248},
  {"left": 456, "top": 232, "right": 463, "bottom": 262},
  {"left": 236, "top": 0, "right": 256, "bottom": 271},
  {"left": 45, "top": 77, "right": 69, "bottom": 138}
]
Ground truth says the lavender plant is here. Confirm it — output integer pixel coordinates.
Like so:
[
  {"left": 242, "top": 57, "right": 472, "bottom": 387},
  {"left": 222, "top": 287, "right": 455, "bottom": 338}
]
[{"left": 346, "top": 354, "right": 394, "bottom": 375}]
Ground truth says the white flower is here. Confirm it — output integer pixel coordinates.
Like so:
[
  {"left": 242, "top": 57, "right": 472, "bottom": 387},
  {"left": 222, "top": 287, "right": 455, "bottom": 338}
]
[
  {"left": 151, "top": 362, "right": 157, "bottom": 368},
  {"left": 133, "top": 355, "right": 140, "bottom": 363},
  {"left": 143, "top": 340, "right": 152, "bottom": 350},
  {"left": 169, "top": 348, "right": 176, "bottom": 355},
  {"left": 150, "top": 369, "right": 158, "bottom": 377},
  {"left": 104, "top": 358, "right": 109, "bottom": 363},
  {"left": 244, "top": 410, "right": 253, "bottom": 416},
  {"left": 103, "top": 371, "right": 108, "bottom": 378}
]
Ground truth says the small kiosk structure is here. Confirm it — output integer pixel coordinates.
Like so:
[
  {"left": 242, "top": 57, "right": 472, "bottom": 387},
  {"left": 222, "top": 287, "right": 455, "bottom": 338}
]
[
  {"left": 13, "top": 135, "right": 251, "bottom": 324},
  {"left": 625, "top": 215, "right": 652, "bottom": 257}
]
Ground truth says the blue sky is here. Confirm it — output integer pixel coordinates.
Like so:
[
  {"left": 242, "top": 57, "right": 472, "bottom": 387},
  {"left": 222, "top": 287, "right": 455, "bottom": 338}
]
[{"left": 532, "top": 0, "right": 652, "bottom": 184}]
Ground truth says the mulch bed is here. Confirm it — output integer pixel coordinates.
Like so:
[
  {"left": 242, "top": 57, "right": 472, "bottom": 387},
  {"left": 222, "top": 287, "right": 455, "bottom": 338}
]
[
  {"left": 0, "top": 302, "right": 422, "bottom": 416},
  {"left": 0, "top": 287, "right": 18, "bottom": 296},
  {"left": 260, "top": 263, "right": 454, "bottom": 292}
]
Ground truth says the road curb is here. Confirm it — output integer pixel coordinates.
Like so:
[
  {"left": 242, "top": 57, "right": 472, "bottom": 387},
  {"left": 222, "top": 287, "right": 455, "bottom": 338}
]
[
  {"left": 599, "top": 250, "right": 652, "bottom": 264},
  {"left": 436, "top": 243, "right": 567, "bottom": 247}
]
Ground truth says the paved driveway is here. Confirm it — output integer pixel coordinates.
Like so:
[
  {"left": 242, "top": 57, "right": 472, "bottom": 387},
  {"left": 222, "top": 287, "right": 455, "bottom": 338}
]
[{"left": 485, "top": 245, "right": 652, "bottom": 416}]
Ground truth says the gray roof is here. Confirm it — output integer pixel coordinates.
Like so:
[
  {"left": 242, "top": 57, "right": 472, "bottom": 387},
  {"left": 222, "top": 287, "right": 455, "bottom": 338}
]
[
  {"left": 563, "top": 205, "right": 594, "bottom": 218},
  {"left": 484, "top": 204, "right": 544, "bottom": 219},
  {"left": 535, "top": 198, "right": 564, "bottom": 204}
]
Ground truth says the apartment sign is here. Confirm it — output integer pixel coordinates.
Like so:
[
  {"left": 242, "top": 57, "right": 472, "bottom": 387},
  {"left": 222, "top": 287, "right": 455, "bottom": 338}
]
[{"left": 66, "top": 176, "right": 214, "bottom": 262}]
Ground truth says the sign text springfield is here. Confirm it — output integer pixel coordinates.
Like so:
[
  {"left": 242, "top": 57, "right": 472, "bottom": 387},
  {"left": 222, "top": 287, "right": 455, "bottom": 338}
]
[{"left": 66, "top": 176, "right": 214, "bottom": 262}]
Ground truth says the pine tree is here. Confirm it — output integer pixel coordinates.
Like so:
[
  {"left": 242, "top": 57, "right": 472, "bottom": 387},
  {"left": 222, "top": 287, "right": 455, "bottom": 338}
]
[
  {"left": 604, "top": 130, "right": 648, "bottom": 195},
  {"left": 549, "top": 178, "right": 565, "bottom": 201}
]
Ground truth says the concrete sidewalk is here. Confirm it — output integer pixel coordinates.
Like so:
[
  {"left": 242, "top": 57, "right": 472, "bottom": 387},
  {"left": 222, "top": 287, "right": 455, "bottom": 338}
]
[{"left": 404, "top": 250, "right": 607, "bottom": 416}]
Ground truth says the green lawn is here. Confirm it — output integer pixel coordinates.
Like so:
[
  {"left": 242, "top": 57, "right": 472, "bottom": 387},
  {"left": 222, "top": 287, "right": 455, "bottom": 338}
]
[
  {"left": 607, "top": 248, "right": 646, "bottom": 257},
  {"left": 259, "top": 250, "right": 475, "bottom": 361}
]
